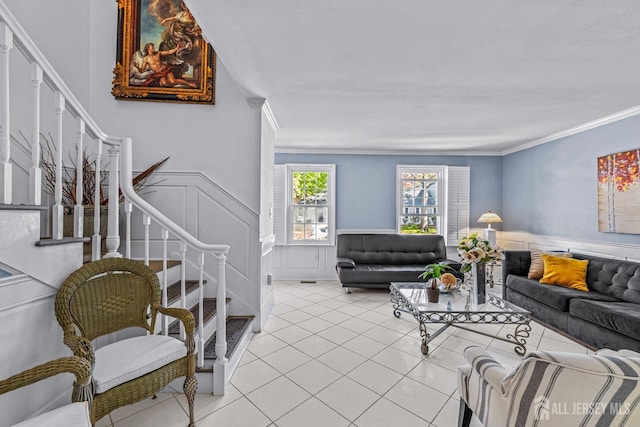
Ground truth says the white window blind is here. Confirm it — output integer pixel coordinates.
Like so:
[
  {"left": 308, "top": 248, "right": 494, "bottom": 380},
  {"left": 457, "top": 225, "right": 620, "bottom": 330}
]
[{"left": 446, "top": 166, "right": 470, "bottom": 245}]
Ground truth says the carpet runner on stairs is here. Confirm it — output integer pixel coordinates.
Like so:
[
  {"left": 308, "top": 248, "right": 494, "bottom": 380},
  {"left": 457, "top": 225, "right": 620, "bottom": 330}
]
[{"left": 203, "top": 316, "right": 254, "bottom": 360}]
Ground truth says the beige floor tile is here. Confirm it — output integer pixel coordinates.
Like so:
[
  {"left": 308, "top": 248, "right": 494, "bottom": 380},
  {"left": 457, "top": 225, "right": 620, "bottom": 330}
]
[
  {"left": 406, "top": 359, "right": 460, "bottom": 397},
  {"left": 340, "top": 317, "right": 376, "bottom": 334},
  {"left": 175, "top": 385, "right": 243, "bottom": 422},
  {"left": 361, "top": 324, "right": 406, "bottom": 345},
  {"left": 296, "top": 316, "right": 335, "bottom": 333},
  {"left": 112, "top": 396, "right": 187, "bottom": 427},
  {"left": 317, "top": 309, "right": 353, "bottom": 324},
  {"left": 336, "top": 304, "right": 370, "bottom": 317},
  {"left": 95, "top": 415, "right": 112, "bottom": 427},
  {"left": 247, "top": 333, "right": 289, "bottom": 357},
  {"left": 285, "top": 359, "right": 342, "bottom": 394},
  {"left": 274, "top": 397, "right": 350, "bottom": 427},
  {"left": 316, "top": 377, "right": 381, "bottom": 421},
  {"left": 239, "top": 350, "right": 258, "bottom": 366},
  {"left": 262, "top": 316, "right": 293, "bottom": 333},
  {"left": 341, "top": 334, "right": 388, "bottom": 358},
  {"left": 230, "top": 359, "right": 282, "bottom": 394},
  {"left": 269, "top": 324, "right": 314, "bottom": 345},
  {"left": 357, "top": 309, "right": 394, "bottom": 325},
  {"left": 354, "top": 397, "right": 429, "bottom": 427},
  {"left": 276, "top": 309, "right": 314, "bottom": 324},
  {"left": 316, "top": 324, "right": 360, "bottom": 345},
  {"left": 247, "top": 376, "right": 311, "bottom": 420},
  {"left": 299, "top": 303, "right": 333, "bottom": 316},
  {"left": 291, "top": 334, "right": 338, "bottom": 358},
  {"left": 109, "top": 393, "right": 175, "bottom": 422},
  {"left": 384, "top": 376, "right": 450, "bottom": 422},
  {"left": 261, "top": 345, "right": 312, "bottom": 374},
  {"left": 371, "top": 346, "right": 423, "bottom": 375},
  {"left": 197, "top": 397, "right": 272, "bottom": 427},
  {"left": 432, "top": 397, "right": 461, "bottom": 427},
  {"left": 346, "top": 359, "right": 403, "bottom": 395},
  {"left": 316, "top": 346, "right": 368, "bottom": 375},
  {"left": 425, "top": 346, "right": 468, "bottom": 372}
]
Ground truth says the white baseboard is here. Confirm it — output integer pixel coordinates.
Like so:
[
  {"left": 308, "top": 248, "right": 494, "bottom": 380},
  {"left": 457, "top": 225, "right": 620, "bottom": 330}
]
[{"left": 499, "top": 231, "right": 640, "bottom": 263}]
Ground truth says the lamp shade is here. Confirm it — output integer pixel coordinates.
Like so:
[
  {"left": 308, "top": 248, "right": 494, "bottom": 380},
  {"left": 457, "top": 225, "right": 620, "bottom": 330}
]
[{"left": 477, "top": 211, "right": 503, "bottom": 224}]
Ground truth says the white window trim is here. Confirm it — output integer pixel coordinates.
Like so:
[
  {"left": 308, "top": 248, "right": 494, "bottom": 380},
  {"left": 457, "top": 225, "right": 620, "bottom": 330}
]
[
  {"left": 280, "top": 164, "right": 336, "bottom": 246},
  {"left": 396, "top": 165, "right": 470, "bottom": 245}
]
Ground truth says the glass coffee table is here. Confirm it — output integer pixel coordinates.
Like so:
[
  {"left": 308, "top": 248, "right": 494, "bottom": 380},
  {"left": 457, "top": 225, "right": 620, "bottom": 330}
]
[{"left": 390, "top": 282, "right": 532, "bottom": 355}]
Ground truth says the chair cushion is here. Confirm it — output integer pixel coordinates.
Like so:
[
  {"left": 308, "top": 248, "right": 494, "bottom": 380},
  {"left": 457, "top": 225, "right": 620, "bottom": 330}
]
[
  {"left": 12, "top": 402, "right": 90, "bottom": 427},
  {"left": 94, "top": 334, "right": 187, "bottom": 394}
]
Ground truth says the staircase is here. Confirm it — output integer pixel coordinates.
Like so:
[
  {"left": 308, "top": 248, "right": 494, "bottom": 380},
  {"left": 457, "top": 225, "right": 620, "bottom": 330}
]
[{"left": 0, "top": 1, "right": 254, "bottom": 396}]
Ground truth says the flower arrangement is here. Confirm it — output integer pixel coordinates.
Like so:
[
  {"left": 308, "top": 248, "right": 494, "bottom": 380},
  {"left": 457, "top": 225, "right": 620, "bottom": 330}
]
[{"left": 457, "top": 232, "right": 502, "bottom": 273}]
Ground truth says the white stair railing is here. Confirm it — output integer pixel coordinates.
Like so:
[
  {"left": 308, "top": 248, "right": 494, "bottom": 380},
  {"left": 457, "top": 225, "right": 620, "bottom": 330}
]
[{"left": 0, "top": 0, "right": 231, "bottom": 394}]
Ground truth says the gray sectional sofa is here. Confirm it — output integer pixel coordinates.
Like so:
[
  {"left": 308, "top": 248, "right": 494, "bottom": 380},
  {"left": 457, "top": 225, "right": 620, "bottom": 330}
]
[
  {"left": 335, "top": 233, "right": 462, "bottom": 291},
  {"left": 502, "top": 250, "right": 640, "bottom": 352}
]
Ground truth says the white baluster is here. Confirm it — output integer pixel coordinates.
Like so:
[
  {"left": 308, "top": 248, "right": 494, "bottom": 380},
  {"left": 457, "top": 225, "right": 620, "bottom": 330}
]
[
  {"left": 124, "top": 200, "right": 132, "bottom": 258},
  {"left": 143, "top": 213, "right": 150, "bottom": 266},
  {"left": 104, "top": 145, "right": 121, "bottom": 257},
  {"left": 213, "top": 251, "right": 228, "bottom": 394},
  {"left": 73, "top": 119, "right": 85, "bottom": 238},
  {"left": 180, "top": 241, "right": 187, "bottom": 341},
  {"left": 162, "top": 228, "right": 169, "bottom": 335},
  {"left": 0, "top": 23, "right": 12, "bottom": 205},
  {"left": 92, "top": 140, "right": 103, "bottom": 261},
  {"left": 29, "top": 63, "right": 42, "bottom": 205},
  {"left": 198, "top": 252, "right": 205, "bottom": 368},
  {"left": 52, "top": 92, "right": 65, "bottom": 240}
]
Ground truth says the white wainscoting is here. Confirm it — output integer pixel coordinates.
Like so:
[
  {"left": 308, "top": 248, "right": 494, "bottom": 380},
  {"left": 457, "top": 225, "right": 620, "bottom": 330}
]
[
  {"left": 499, "top": 231, "right": 640, "bottom": 262},
  {"left": 128, "top": 171, "right": 263, "bottom": 318}
]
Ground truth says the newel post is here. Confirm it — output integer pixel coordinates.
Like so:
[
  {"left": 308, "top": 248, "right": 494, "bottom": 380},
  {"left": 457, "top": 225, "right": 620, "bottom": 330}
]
[
  {"left": 103, "top": 144, "right": 121, "bottom": 258},
  {"left": 213, "top": 251, "right": 228, "bottom": 395},
  {"left": 0, "top": 22, "right": 13, "bottom": 204}
]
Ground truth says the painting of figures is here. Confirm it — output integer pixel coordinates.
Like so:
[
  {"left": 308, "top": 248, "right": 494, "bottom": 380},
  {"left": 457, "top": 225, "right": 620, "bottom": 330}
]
[
  {"left": 112, "top": 0, "right": 215, "bottom": 104},
  {"left": 598, "top": 149, "right": 640, "bottom": 234}
]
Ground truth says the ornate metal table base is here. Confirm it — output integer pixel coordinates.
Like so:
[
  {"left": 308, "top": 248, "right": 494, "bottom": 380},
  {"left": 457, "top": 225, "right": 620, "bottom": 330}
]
[{"left": 391, "top": 285, "right": 531, "bottom": 356}]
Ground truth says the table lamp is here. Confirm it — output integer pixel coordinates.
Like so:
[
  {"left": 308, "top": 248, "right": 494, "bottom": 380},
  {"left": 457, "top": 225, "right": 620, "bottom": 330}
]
[{"left": 477, "top": 210, "right": 502, "bottom": 247}]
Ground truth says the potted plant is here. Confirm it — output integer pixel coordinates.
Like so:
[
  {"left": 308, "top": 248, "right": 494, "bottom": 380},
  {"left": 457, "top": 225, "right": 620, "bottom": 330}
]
[{"left": 418, "top": 263, "right": 452, "bottom": 303}]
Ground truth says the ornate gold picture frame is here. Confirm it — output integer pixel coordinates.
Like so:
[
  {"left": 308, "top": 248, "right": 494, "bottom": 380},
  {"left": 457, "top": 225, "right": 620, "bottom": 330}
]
[{"left": 112, "top": 0, "right": 215, "bottom": 104}]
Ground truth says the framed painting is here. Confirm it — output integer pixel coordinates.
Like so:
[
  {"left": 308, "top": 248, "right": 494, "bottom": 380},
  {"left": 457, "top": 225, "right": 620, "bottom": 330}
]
[
  {"left": 112, "top": 0, "right": 215, "bottom": 104},
  {"left": 597, "top": 149, "right": 640, "bottom": 234}
]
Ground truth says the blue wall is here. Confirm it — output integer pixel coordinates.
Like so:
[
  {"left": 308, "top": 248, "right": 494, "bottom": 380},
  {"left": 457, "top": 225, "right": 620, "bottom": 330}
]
[
  {"left": 275, "top": 153, "right": 503, "bottom": 231},
  {"left": 503, "top": 115, "right": 640, "bottom": 245}
]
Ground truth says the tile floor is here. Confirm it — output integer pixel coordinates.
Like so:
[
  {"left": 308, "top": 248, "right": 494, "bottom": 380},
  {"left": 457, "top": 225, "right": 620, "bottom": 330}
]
[{"left": 96, "top": 280, "right": 589, "bottom": 427}]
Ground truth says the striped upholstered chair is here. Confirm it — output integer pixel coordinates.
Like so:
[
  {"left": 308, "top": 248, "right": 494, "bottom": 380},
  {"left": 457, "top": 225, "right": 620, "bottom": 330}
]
[{"left": 457, "top": 346, "right": 640, "bottom": 427}]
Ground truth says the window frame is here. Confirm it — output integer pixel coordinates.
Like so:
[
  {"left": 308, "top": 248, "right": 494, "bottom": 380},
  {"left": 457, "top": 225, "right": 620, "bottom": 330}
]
[
  {"left": 285, "top": 164, "right": 336, "bottom": 245},
  {"left": 396, "top": 165, "right": 447, "bottom": 238}
]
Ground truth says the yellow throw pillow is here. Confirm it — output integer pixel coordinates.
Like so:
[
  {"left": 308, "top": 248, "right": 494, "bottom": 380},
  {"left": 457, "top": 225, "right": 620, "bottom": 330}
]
[
  {"left": 539, "top": 255, "right": 589, "bottom": 292},
  {"left": 528, "top": 249, "right": 573, "bottom": 279}
]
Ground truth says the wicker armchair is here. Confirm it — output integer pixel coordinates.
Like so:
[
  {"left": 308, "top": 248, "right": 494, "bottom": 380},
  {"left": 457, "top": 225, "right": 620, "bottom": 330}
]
[
  {"left": 55, "top": 258, "right": 197, "bottom": 426},
  {"left": 0, "top": 356, "right": 92, "bottom": 426}
]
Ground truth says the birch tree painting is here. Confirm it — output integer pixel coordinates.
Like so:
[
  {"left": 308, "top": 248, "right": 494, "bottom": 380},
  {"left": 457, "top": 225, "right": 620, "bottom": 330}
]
[{"left": 598, "top": 149, "right": 640, "bottom": 233}]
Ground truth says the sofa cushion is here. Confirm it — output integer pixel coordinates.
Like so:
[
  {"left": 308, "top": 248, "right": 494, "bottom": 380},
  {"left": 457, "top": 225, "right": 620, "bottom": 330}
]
[
  {"left": 336, "top": 234, "right": 447, "bottom": 266},
  {"left": 12, "top": 402, "right": 90, "bottom": 427},
  {"left": 539, "top": 255, "right": 588, "bottom": 292},
  {"left": 340, "top": 264, "right": 428, "bottom": 284},
  {"left": 570, "top": 299, "right": 640, "bottom": 342},
  {"left": 505, "top": 275, "right": 619, "bottom": 312},
  {"left": 573, "top": 254, "right": 640, "bottom": 303},
  {"left": 94, "top": 334, "right": 187, "bottom": 394},
  {"left": 527, "top": 249, "right": 573, "bottom": 279}
]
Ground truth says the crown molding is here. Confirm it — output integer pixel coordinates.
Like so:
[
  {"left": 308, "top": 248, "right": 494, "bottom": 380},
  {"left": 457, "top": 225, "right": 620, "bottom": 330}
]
[
  {"left": 274, "top": 146, "right": 504, "bottom": 156},
  {"left": 501, "top": 105, "right": 640, "bottom": 156}
]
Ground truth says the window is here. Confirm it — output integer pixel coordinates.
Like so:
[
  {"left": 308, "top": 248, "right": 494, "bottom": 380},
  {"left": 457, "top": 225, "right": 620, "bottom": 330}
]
[
  {"left": 274, "top": 164, "right": 336, "bottom": 245},
  {"left": 396, "top": 165, "right": 470, "bottom": 244}
]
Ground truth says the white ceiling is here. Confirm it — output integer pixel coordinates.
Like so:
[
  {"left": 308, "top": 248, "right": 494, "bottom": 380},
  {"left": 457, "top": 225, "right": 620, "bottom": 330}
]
[{"left": 189, "top": 0, "right": 640, "bottom": 155}]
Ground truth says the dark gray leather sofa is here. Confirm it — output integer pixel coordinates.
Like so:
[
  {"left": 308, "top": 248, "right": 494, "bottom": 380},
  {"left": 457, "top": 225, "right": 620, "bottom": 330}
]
[
  {"left": 502, "top": 250, "right": 640, "bottom": 352},
  {"left": 336, "top": 233, "right": 461, "bottom": 291}
]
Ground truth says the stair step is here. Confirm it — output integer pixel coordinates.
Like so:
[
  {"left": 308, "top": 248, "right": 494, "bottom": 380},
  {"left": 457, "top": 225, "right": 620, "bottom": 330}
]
[
  {"left": 167, "top": 297, "right": 229, "bottom": 335},
  {"left": 167, "top": 280, "right": 202, "bottom": 305},
  {"left": 146, "top": 260, "right": 181, "bottom": 273},
  {"left": 196, "top": 316, "right": 254, "bottom": 373},
  {"left": 36, "top": 237, "right": 88, "bottom": 247}
]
